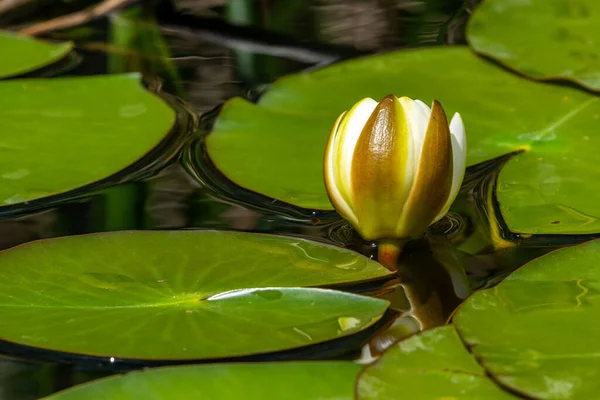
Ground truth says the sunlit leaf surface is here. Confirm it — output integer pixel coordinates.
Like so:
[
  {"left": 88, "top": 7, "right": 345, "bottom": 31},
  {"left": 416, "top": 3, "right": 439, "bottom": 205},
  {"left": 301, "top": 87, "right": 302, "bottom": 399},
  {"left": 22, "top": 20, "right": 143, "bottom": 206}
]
[
  {"left": 357, "top": 325, "right": 516, "bottom": 399},
  {"left": 455, "top": 239, "right": 600, "bottom": 399},
  {"left": 0, "top": 231, "right": 390, "bottom": 360},
  {"left": 468, "top": 0, "right": 600, "bottom": 91},
  {"left": 0, "top": 31, "right": 72, "bottom": 78},
  {"left": 45, "top": 362, "right": 361, "bottom": 400},
  {"left": 0, "top": 74, "right": 175, "bottom": 207}
]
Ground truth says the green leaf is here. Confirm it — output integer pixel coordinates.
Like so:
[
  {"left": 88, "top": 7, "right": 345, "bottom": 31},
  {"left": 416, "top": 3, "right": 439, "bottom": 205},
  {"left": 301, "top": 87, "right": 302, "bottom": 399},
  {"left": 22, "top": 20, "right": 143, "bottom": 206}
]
[
  {"left": 0, "top": 31, "right": 73, "bottom": 78},
  {"left": 45, "top": 361, "right": 361, "bottom": 400},
  {"left": 0, "top": 74, "right": 175, "bottom": 207},
  {"left": 357, "top": 326, "right": 516, "bottom": 399},
  {"left": 207, "top": 98, "right": 333, "bottom": 210},
  {"left": 454, "top": 239, "right": 600, "bottom": 399},
  {"left": 0, "top": 230, "right": 390, "bottom": 360},
  {"left": 467, "top": 0, "right": 600, "bottom": 91},
  {"left": 205, "top": 47, "right": 600, "bottom": 234}
]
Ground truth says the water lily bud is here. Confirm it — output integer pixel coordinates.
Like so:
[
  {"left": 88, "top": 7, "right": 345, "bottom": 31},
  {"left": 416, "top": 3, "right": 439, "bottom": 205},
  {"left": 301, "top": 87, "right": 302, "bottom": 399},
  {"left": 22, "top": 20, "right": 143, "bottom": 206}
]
[{"left": 324, "top": 95, "right": 466, "bottom": 242}]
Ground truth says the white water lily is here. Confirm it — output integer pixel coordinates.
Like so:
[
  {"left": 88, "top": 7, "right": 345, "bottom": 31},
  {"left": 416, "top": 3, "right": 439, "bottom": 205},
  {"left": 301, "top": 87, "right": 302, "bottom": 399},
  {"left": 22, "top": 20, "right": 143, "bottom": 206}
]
[{"left": 324, "top": 95, "right": 466, "bottom": 242}]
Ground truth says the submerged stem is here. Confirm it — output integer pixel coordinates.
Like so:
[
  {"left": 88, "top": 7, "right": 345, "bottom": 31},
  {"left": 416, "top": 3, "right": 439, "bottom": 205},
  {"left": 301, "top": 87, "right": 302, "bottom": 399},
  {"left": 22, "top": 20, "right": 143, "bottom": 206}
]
[{"left": 377, "top": 239, "right": 405, "bottom": 271}]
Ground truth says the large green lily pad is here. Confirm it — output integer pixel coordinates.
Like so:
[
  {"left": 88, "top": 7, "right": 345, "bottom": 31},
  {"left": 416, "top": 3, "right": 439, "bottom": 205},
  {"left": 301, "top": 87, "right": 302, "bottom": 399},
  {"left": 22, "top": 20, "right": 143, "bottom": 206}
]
[
  {"left": 0, "top": 230, "right": 390, "bottom": 360},
  {"left": 45, "top": 361, "right": 361, "bottom": 399},
  {"left": 0, "top": 74, "right": 175, "bottom": 208},
  {"left": 0, "top": 31, "right": 73, "bottom": 78},
  {"left": 206, "top": 46, "right": 600, "bottom": 235},
  {"left": 357, "top": 325, "right": 515, "bottom": 399},
  {"left": 468, "top": 0, "right": 600, "bottom": 91},
  {"left": 454, "top": 239, "right": 600, "bottom": 399}
]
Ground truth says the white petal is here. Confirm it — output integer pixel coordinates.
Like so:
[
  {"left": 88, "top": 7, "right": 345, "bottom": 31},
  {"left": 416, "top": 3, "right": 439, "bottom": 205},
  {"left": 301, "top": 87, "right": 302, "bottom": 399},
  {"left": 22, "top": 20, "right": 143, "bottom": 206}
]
[
  {"left": 338, "top": 98, "right": 378, "bottom": 197},
  {"left": 434, "top": 112, "right": 466, "bottom": 221},
  {"left": 405, "top": 98, "right": 431, "bottom": 170},
  {"left": 413, "top": 99, "right": 432, "bottom": 116},
  {"left": 449, "top": 112, "right": 467, "bottom": 196},
  {"left": 324, "top": 112, "right": 358, "bottom": 224},
  {"left": 397, "top": 97, "right": 434, "bottom": 206}
]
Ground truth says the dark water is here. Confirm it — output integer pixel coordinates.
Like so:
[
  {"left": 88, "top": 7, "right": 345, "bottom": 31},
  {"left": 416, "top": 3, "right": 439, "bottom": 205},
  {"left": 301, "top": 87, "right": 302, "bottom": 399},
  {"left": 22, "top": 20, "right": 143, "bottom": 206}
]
[{"left": 0, "top": 1, "right": 591, "bottom": 398}]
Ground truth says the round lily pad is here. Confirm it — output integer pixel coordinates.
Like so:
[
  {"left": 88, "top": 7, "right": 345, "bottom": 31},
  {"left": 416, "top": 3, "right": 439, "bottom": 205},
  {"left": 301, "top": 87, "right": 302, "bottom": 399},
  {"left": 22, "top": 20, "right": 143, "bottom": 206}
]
[
  {"left": 454, "top": 239, "right": 600, "bottom": 399},
  {"left": 0, "top": 31, "right": 73, "bottom": 78},
  {"left": 45, "top": 361, "right": 361, "bottom": 400},
  {"left": 206, "top": 47, "right": 600, "bottom": 234},
  {"left": 468, "top": 0, "right": 600, "bottom": 91},
  {"left": 0, "top": 230, "right": 390, "bottom": 360},
  {"left": 0, "top": 74, "right": 175, "bottom": 209},
  {"left": 357, "top": 325, "right": 515, "bottom": 399}
]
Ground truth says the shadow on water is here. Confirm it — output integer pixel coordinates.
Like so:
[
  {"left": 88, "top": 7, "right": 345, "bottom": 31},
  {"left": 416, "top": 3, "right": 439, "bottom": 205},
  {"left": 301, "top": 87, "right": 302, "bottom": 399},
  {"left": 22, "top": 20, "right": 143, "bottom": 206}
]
[{"left": 0, "top": 0, "right": 596, "bottom": 398}]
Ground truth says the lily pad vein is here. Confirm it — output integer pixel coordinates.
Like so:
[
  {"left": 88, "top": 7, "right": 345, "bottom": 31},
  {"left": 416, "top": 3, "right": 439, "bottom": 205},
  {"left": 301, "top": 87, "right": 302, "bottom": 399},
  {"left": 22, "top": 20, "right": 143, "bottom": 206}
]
[{"left": 533, "top": 97, "right": 598, "bottom": 141}]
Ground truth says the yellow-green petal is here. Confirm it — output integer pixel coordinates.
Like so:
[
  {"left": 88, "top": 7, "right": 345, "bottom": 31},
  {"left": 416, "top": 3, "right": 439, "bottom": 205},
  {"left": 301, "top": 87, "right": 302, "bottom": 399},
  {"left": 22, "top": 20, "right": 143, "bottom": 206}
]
[
  {"left": 397, "top": 100, "right": 453, "bottom": 238},
  {"left": 351, "top": 95, "right": 411, "bottom": 240},
  {"left": 334, "top": 98, "right": 378, "bottom": 206},
  {"left": 324, "top": 111, "right": 358, "bottom": 225}
]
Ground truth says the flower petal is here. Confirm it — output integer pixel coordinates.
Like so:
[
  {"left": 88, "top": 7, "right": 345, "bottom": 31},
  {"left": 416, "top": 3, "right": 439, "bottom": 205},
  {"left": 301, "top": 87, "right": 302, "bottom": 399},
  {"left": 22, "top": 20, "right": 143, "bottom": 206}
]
[
  {"left": 324, "top": 111, "right": 358, "bottom": 225},
  {"left": 336, "top": 98, "right": 378, "bottom": 202},
  {"left": 351, "top": 95, "right": 412, "bottom": 240},
  {"left": 396, "top": 100, "right": 453, "bottom": 238},
  {"left": 411, "top": 99, "right": 433, "bottom": 165},
  {"left": 434, "top": 112, "right": 467, "bottom": 221},
  {"left": 414, "top": 99, "right": 432, "bottom": 114},
  {"left": 398, "top": 97, "right": 430, "bottom": 181}
]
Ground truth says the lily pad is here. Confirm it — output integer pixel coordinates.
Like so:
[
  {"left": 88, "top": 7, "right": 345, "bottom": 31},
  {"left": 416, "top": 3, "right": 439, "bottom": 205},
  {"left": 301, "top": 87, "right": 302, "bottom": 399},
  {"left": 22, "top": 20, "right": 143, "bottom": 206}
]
[
  {"left": 357, "top": 325, "right": 515, "bottom": 399},
  {"left": 0, "top": 230, "right": 390, "bottom": 360},
  {"left": 206, "top": 46, "right": 600, "bottom": 234},
  {"left": 467, "top": 0, "right": 600, "bottom": 91},
  {"left": 0, "top": 31, "right": 73, "bottom": 78},
  {"left": 0, "top": 74, "right": 175, "bottom": 208},
  {"left": 454, "top": 239, "right": 600, "bottom": 399},
  {"left": 45, "top": 361, "right": 361, "bottom": 400}
]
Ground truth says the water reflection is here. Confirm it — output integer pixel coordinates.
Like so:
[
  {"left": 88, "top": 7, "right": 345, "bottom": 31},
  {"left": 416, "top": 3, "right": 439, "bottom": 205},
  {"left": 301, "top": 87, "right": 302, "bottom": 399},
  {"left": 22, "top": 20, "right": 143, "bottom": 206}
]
[
  {"left": 0, "top": 357, "right": 108, "bottom": 400},
  {"left": 359, "top": 237, "right": 464, "bottom": 356}
]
